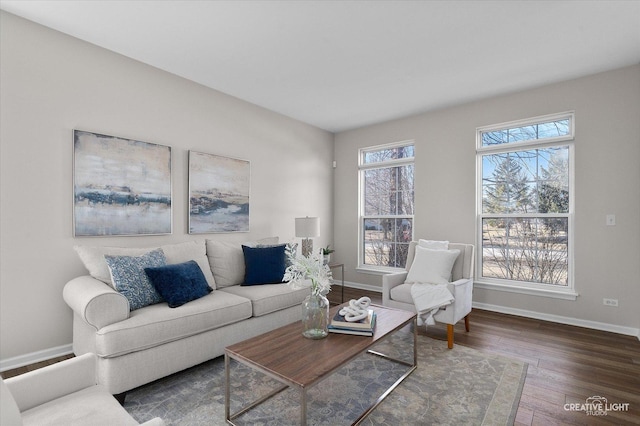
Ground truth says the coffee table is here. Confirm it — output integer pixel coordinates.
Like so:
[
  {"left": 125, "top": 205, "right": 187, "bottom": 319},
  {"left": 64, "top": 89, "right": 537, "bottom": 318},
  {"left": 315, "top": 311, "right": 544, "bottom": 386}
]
[{"left": 224, "top": 303, "right": 417, "bottom": 425}]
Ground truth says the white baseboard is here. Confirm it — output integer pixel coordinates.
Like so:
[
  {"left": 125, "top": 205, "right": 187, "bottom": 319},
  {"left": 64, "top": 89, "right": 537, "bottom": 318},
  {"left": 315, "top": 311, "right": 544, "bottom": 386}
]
[
  {"left": 338, "top": 280, "right": 382, "bottom": 294},
  {"left": 0, "top": 344, "right": 73, "bottom": 373},
  {"left": 473, "top": 301, "right": 640, "bottom": 339},
  {"left": 340, "top": 282, "right": 639, "bottom": 340}
]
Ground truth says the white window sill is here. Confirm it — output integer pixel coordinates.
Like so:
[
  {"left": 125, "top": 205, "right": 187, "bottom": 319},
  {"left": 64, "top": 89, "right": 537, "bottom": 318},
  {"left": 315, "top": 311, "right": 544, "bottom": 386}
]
[
  {"left": 356, "top": 266, "right": 405, "bottom": 276},
  {"left": 474, "top": 280, "right": 579, "bottom": 300}
]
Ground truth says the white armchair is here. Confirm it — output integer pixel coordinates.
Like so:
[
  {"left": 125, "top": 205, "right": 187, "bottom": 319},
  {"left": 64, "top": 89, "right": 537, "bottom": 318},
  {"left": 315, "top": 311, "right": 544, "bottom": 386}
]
[
  {"left": 382, "top": 241, "right": 474, "bottom": 349},
  {"left": 1, "top": 353, "right": 163, "bottom": 426}
]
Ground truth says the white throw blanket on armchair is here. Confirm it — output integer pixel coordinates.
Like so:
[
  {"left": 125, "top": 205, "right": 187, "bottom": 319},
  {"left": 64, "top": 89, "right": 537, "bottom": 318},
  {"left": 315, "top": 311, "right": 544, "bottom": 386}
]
[{"left": 410, "top": 283, "right": 454, "bottom": 326}]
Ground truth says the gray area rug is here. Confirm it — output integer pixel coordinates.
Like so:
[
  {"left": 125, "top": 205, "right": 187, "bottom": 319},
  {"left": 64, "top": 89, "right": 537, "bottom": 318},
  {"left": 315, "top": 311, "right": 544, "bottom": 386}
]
[{"left": 124, "top": 327, "right": 527, "bottom": 425}]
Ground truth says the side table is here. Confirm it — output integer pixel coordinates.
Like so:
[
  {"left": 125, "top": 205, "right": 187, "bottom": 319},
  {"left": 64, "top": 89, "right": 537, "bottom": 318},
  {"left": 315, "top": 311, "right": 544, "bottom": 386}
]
[{"left": 328, "top": 263, "right": 344, "bottom": 304}]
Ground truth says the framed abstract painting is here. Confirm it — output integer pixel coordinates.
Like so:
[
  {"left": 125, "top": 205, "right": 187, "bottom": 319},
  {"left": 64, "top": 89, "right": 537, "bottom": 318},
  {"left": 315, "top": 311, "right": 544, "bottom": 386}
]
[
  {"left": 188, "top": 151, "right": 250, "bottom": 233},
  {"left": 73, "top": 130, "right": 172, "bottom": 236}
]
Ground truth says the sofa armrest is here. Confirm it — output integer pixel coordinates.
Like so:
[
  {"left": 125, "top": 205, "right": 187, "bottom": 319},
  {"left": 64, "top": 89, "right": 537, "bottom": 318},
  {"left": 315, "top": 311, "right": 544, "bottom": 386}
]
[
  {"left": 382, "top": 271, "right": 408, "bottom": 305},
  {"left": 447, "top": 277, "right": 473, "bottom": 294},
  {"left": 4, "top": 353, "right": 97, "bottom": 412},
  {"left": 63, "top": 276, "right": 129, "bottom": 330},
  {"left": 445, "top": 278, "right": 474, "bottom": 321}
]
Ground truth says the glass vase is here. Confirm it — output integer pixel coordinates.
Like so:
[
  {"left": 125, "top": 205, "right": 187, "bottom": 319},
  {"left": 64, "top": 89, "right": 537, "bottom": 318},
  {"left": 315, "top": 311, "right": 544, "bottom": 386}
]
[{"left": 301, "top": 292, "right": 329, "bottom": 339}]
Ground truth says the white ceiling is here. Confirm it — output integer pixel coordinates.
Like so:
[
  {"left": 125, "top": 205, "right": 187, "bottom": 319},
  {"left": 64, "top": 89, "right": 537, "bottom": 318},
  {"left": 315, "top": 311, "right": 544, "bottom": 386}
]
[{"left": 2, "top": 1, "right": 639, "bottom": 133}]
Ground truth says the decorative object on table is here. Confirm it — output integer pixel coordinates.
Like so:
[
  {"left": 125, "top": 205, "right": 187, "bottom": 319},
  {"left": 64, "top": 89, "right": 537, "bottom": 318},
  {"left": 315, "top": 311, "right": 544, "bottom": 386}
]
[
  {"left": 339, "top": 297, "right": 371, "bottom": 321},
  {"left": 295, "top": 216, "right": 320, "bottom": 257},
  {"left": 73, "top": 130, "right": 172, "bottom": 237},
  {"left": 321, "top": 245, "right": 335, "bottom": 264},
  {"left": 300, "top": 293, "right": 331, "bottom": 339},
  {"left": 188, "top": 151, "right": 250, "bottom": 234},
  {"left": 284, "top": 246, "right": 332, "bottom": 339},
  {"left": 328, "top": 297, "right": 376, "bottom": 336}
]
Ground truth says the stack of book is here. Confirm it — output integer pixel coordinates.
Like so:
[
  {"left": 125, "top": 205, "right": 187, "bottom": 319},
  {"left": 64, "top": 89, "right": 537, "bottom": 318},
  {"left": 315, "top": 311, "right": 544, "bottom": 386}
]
[{"left": 328, "top": 309, "right": 376, "bottom": 336}]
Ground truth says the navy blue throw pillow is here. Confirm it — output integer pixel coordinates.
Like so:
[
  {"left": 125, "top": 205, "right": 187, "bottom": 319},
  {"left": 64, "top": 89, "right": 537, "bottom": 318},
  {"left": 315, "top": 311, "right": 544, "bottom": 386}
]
[
  {"left": 144, "top": 260, "right": 212, "bottom": 308},
  {"left": 242, "top": 244, "right": 287, "bottom": 285}
]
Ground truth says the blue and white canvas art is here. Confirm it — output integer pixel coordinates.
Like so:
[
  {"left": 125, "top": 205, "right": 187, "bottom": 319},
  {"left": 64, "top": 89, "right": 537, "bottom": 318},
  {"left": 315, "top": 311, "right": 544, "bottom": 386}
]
[
  {"left": 189, "top": 151, "right": 250, "bottom": 233},
  {"left": 73, "top": 130, "right": 172, "bottom": 236}
]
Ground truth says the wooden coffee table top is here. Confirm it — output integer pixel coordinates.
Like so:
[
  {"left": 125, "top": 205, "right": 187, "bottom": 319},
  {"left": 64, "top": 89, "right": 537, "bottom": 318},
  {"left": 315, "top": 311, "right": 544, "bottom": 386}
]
[{"left": 225, "top": 303, "right": 415, "bottom": 389}]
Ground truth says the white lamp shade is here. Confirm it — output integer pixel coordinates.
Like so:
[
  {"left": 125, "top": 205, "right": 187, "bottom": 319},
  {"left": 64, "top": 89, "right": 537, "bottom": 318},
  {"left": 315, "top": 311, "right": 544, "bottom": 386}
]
[{"left": 295, "top": 217, "right": 320, "bottom": 238}]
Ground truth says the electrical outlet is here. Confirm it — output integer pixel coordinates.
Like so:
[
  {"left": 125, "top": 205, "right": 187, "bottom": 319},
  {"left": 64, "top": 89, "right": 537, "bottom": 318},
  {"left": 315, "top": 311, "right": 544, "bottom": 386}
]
[
  {"left": 603, "top": 298, "right": 618, "bottom": 307},
  {"left": 606, "top": 214, "right": 616, "bottom": 226}
]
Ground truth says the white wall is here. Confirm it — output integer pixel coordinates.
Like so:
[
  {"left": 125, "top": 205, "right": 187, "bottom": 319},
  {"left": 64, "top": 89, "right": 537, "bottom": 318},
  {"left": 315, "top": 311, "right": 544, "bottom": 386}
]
[
  {"left": 334, "top": 65, "right": 640, "bottom": 334},
  {"left": 0, "top": 12, "right": 334, "bottom": 361}
]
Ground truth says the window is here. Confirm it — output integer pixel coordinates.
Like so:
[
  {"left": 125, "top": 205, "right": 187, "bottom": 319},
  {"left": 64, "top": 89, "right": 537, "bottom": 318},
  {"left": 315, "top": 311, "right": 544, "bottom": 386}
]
[
  {"left": 476, "top": 112, "right": 575, "bottom": 297},
  {"left": 359, "top": 141, "right": 414, "bottom": 270}
]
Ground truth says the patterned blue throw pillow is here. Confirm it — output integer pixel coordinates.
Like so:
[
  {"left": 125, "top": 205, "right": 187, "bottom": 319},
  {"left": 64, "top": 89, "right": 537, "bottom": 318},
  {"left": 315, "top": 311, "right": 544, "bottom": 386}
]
[
  {"left": 105, "top": 249, "right": 167, "bottom": 311},
  {"left": 145, "top": 260, "right": 212, "bottom": 308}
]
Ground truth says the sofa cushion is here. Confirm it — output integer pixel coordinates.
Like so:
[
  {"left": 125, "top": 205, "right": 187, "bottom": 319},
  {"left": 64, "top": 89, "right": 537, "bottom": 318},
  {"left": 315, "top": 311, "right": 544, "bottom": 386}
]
[
  {"left": 389, "top": 282, "right": 414, "bottom": 304},
  {"left": 145, "top": 260, "right": 212, "bottom": 308},
  {"left": 20, "top": 385, "right": 139, "bottom": 426},
  {"left": 241, "top": 244, "right": 287, "bottom": 285},
  {"left": 95, "top": 291, "right": 252, "bottom": 357},
  {"left": 206, "top": 237, "right": 278, "bottom": 288},
  {"left": 219, "top": 284, "right": 309, "bottom": 317},
  {"left": 105, "top": 250, "right": 167, "bottom": 311},
  {"left": 74, "top": 240, "right": 216, "bottom": 290}
]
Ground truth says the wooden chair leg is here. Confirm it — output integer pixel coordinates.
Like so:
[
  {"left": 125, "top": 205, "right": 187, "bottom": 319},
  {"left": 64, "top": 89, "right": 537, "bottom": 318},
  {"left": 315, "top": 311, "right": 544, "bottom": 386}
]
[
  {"left": 447, "top": 324, "right": 454, "bottom": 349},
  {"left": 464, "top": 314, "right": 470, "bottom": 332}
]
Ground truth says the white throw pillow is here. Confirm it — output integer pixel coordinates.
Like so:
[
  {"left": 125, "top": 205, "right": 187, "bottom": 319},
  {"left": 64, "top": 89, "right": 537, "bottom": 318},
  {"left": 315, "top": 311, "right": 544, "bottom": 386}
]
[
  {"left": 75, "top": 245, "right": 151, "bottom": 286},
  {"left": 406, "top": 246, "right": 460, "bottom": 285},
  {"left": 206, "top": 237, "right": 279, "bottom": 288},
  {"left": 75, "top": 240, "right": 216, "bottom": 289},
  {"left": 205, "top": 241, "right": 245, "bottom": 288},
  {"left": 160, "top": 241, "right": 216, "bottom": 289},
  {"left": 418, "top": 239, "right": 449, "bottom": 250}
]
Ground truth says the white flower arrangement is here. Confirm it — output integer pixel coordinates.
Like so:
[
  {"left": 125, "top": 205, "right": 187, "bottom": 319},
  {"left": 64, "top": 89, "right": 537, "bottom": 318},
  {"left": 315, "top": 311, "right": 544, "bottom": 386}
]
[{"left": 284, "top": 246, "right": 332, "bottom": 296}]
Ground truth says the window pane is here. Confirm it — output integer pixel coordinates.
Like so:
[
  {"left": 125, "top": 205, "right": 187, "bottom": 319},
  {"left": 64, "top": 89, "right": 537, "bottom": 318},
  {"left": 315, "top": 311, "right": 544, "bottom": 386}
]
[
  {"left": 538, "top": 119, "right": 570, "bottom": 139},
  {"left": 363, "top": 144, "right": 414, "bottom": 164},
  {"left": 482, "top": 153, "right": 530, "bottom": 214},
  {"left": 364, "top": 165, "right": 414, "bottom": 216},
  {"left": 537, "top": 147, "right": 569, "bottom": 214},
  {"left": 508, "top": 125, "right": 537, "bottom": 143},
  {"left": 363, "top": 217, "right": 412, "bottom": 268},
  {"left": 364, "top": 168, "right": 391, "bottom": 215},
  {"left": 482, "top": 147, "right": 569, "bottom": 214},
  {"left": 481, "top": 118, "right": 571, "bottom": 147},
  {"left": 482, "top": 218, "right": 568, "bottom": 285}
]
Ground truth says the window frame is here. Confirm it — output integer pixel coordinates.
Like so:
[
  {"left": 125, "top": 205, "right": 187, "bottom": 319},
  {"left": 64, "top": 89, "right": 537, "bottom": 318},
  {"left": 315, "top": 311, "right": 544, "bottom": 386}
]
[
  {"left": 357, "top": 140, "right": 415, "bottom": 274},
  {"left": 475, "top": 112, "right": 578, "bottom": 300}
]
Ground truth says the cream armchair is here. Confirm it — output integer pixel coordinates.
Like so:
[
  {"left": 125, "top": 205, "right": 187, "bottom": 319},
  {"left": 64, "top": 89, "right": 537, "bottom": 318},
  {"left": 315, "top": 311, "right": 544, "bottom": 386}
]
[
  {"left": 382, "top": 241, "right": 474, "bottom": 348},
  {"left": 1, "top": 353, "right": 163, "bottom": 426}
]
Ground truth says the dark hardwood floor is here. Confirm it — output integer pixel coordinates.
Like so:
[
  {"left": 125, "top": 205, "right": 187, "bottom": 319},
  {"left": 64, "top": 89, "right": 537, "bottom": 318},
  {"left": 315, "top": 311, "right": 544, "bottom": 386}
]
[
  {"left": 332, "top": 288, "right": 640, "bottom": 425},
  {"left": 3, "top": 287, "right": 639, "bottom": 425}
]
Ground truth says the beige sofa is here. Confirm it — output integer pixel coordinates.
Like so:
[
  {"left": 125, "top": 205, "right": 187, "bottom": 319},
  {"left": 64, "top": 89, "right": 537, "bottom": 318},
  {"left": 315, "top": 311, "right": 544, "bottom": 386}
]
[{"left": 63, "top": 238, "right": 309, "bottom": 397}]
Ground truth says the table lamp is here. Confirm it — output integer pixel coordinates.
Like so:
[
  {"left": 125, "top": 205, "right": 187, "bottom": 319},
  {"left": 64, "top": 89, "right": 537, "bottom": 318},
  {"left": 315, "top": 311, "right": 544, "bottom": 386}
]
[{"left": 295, "top": 217, "right": 320, "bottom": 257}]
